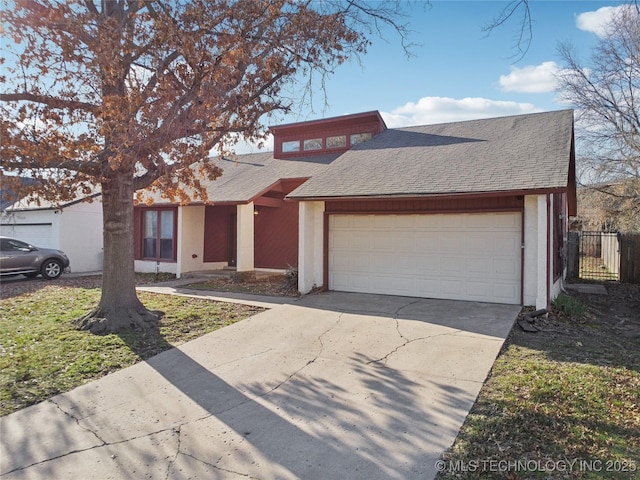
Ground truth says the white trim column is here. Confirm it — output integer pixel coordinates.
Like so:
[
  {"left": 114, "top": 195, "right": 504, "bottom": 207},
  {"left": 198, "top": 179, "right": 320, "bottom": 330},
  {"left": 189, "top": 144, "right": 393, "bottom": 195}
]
[
  {"left": 549, "top": 193, "right": 563, "bottom": 301},
  {"left": 176, "top": 205, "right": 184, "bottom": 278},
  {"left": 523, "top": 194, "right": 549, "bottom": 309},
  {"left": 298, "top": 201, "right": 324, "bottom": 293},
  {"left": 536, "top": 195, "right": 549, "bottom": 310},
  {"left": 236, "top": 202, "right": 255, "bottom": 272},
  {"left": 176, "top": 205, "right": 205, "bottom": 278},
  {"left": 523, "top": 196, "right": 538, "bottom": 306}
]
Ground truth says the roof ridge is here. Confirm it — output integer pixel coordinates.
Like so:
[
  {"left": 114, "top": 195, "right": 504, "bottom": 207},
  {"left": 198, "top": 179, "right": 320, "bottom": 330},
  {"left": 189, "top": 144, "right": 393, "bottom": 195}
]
[{"left": 390, "top": 109, "right": 574, "bottom": 131}]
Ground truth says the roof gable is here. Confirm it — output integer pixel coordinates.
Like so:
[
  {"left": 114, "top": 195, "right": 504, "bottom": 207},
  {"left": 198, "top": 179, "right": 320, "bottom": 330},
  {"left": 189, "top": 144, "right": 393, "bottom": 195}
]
[
  {"left": 288, "top": 110, "right": 575, "bottom": 199},
  {"left": 138, "top": 151, "right": 339, "bottom": 205},
  {"left": 270, "top": 111, "right": 386, "bottom": 159}
]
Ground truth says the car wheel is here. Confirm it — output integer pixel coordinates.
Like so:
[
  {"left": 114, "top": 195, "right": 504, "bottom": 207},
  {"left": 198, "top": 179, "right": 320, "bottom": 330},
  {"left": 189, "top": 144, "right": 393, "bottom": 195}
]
[
  {"left": 41, "top": 259, "right": 62, "bottom": 280},
  {"left": 23, "top": 272, "right": 39, "bottom": 278}
]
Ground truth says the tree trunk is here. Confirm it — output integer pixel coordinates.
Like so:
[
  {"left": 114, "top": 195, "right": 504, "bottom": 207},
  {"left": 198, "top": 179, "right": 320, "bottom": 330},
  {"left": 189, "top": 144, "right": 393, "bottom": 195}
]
[{"left": 75, "top": 170, "right": 161, "bottom": 334}]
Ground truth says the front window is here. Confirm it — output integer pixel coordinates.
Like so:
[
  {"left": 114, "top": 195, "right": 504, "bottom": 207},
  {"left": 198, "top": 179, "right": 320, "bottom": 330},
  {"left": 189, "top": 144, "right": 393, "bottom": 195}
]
[{"left": 143, "top": 209, "right": 175, "bottom": 260}]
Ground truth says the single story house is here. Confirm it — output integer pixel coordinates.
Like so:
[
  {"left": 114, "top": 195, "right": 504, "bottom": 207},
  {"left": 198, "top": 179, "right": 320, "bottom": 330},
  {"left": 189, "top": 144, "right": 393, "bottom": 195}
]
[
  {"left": 1, "top": 194, "right": 104, "bottom": 273},
  {"left": 136, "top": 109, "right": 576, "bottom": 309}
]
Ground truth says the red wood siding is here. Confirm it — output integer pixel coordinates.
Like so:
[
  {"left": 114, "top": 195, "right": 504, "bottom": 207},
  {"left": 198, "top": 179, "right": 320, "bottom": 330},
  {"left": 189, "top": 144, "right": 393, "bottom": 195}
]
[
  {"left": 133, "top": 207, "right": 142, "bottom": 259},
  {"left": 203, "top": 205, "right": 235, "bottom": 263},
  {"left": 254, "top": 195, "right": 299, "bottom": 269},
  {"left": 325, "top": 195, "right": 524, "bottom": 214},
  {"left": 272, "top": 112, "right": 386, "bottom": 159}
]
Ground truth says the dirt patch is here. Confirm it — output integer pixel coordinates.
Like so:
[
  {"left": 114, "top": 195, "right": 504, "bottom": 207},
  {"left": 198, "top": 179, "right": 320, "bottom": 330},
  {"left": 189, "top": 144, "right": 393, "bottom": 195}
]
[
  {"left": 513, "top": 282, "right": 640, "bottom": 371},
  {"left": 185, "top": 274, "right": 300, "bottom": 297},
  {"left": 0, "top": 273, "right": 176, "bottom": 300},
  {"left": 0, "top": 272, "right": 299, "bottom": 300}
]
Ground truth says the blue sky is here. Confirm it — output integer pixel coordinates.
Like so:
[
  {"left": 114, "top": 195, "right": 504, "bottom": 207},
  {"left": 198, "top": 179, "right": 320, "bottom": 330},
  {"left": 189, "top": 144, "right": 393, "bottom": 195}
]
[{"left": 240, "top": 0, "right": 629, "bottom": 152}]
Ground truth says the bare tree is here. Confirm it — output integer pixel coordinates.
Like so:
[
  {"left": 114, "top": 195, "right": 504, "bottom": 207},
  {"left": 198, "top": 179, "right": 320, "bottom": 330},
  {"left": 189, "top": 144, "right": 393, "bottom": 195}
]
[
  {"left": 482, "top": 0, "right": 532, "bottom": 60},
  {"left": 0, "top": 0, "right": 410, "bottom": 333},
  {"left": 556, "top": 4, "right": 640, "bottom": 232}
]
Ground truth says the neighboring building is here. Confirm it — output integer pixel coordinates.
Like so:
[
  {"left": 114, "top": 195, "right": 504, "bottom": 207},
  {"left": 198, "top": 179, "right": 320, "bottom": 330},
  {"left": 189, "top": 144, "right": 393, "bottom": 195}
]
[
  {"left": 1, "top": 194, "right": 104, "bottom": 273},
  {"left": 136, "top": 109, "right": 576, "bottom": 309}
]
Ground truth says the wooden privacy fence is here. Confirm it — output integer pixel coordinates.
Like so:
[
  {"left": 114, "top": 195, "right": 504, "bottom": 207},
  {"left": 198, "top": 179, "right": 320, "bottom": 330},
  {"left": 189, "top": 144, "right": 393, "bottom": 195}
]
[
  {"left": 619, "top": 234, "right": 640, "bottom": 283},
  {"left": 568, "top": 232, "right": 640, "bottom": 283}
]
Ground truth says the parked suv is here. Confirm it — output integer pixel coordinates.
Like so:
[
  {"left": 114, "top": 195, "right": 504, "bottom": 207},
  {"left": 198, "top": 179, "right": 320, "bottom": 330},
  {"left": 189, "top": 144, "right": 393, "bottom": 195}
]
[{"left": 0, "top": 236, "right": 70, "bottom": 279}]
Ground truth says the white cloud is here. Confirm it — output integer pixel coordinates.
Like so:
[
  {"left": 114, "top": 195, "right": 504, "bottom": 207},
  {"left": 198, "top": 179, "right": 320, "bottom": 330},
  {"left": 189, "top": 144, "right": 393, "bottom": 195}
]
[
  {"left": 210, "top": 97, "right": 544, "bottom": 154},
  {"left": 381, "top": 96, "right": 541, "bottom": 127},
  {"left": 576, "top": 5, "right": 630, "bottom": 37},
  {"left": 499, "top": 61, "right": 561, "bottom": 93}
]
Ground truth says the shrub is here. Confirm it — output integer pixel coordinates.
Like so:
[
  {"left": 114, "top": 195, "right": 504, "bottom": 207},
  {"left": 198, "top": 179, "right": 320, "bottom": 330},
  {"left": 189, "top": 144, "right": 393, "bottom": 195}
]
[
  {"left": 284, "top": 266, "right": 298, "bottom": 290},
  {"left": 553, "top": 293, "right": 587, "bottom": 319}
]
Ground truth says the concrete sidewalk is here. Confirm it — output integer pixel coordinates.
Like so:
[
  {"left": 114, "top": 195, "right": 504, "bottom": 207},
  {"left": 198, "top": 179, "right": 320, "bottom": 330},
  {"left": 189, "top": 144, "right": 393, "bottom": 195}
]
[
  {"left": 137, "top": 281, "right": 297, "bottom": 309},
  {"left": 0, "top": 292, "right": 519, "bottom": 479}
]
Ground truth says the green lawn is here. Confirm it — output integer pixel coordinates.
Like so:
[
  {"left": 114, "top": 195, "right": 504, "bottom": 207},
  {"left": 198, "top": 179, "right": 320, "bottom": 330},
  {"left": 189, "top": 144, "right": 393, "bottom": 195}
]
[{"left": 0, "top": 283, "right": 263, "bottom": 416}]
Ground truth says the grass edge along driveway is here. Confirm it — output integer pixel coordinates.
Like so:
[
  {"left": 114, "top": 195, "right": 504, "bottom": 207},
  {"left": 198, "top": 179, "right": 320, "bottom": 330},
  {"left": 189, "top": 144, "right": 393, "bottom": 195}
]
[
  {"left": 0, "top": 282, "right": 263, "bottom": 416},
  {"left": 436, "top": 284, "right": 640, "bottom": 480}
]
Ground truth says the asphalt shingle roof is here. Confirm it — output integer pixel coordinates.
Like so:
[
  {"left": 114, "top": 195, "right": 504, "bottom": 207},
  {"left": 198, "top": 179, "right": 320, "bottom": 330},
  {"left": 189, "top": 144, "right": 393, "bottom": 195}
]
[
  {"left": 139, "top": 152, "right": 339, "bottom": 205},
  {"left": 287, "top": 109, "right": 574, "bottom": 199},
  {"left": 204, "top": 152, "right": 339, "bottom": 203}
]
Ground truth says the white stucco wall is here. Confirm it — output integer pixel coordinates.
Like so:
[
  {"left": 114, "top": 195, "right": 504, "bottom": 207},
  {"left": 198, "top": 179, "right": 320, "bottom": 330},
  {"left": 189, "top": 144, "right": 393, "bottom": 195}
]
[
  {"left": 59, "top": 199, "right": 104, "bottom": 272},
  {"left": 549, "top": 193, "right": 564, "bottom": 301},
  {"left": 523, "top": 194, "right": 562, "bottom": 310},
  {"left": 134, "top": 259, "right": 178, "bottom": 275},
  {"left": 176, "top": 205, "right": 205, "bottom": 277},
  {"left": 298, "top": 201, "right": 325, "bottom": 293},
  {"left": 236, "top": 202, "right": 255, "bottom": 272},
  {"left": 537, "top": 195, "right": 549, "bottom": 310},
  {"left": 522, "top": 195, "right": 539, "bottom": 307}
]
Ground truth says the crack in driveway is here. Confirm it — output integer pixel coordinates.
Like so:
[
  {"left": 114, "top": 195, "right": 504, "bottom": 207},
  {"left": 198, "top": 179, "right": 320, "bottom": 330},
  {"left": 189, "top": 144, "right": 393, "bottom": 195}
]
[
  {"left": 1, "top": 419, "right": 179, "bottom": 477},
  {"left": 50, "top": 398, "right": 108, "bottom": 447},
  {"left": 249, "top": 312, "right": 345, "bottom": 399},
  {"left": 366, "top": 299, "right": 473, "bottom": 366},
  {"left": 186, "top": 311, "right": 345, "bottom": 421},
  {"left": 178, "top": 452, "right": 260, "bottom": 478},
  {"left": 366, "top": 331, "right": 456, "bottom": 366},
  {"left": 165, "top": 425, "right": 182, "bottom": 480}
]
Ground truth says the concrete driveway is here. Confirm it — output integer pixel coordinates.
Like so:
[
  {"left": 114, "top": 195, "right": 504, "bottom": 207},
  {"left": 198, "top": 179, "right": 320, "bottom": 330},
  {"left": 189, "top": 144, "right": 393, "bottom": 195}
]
[{"left": 1, "top": 291, "right": 519, "bottom": 480}]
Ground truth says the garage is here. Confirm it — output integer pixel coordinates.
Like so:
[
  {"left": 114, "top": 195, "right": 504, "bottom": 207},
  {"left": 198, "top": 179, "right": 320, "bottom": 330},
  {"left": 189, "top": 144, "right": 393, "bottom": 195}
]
[
  {"left": 0, "top": 223, "right": 53, "bottom": 248},
  {"left": 328, "top": 212, "right": 521, "bottom": 304}
]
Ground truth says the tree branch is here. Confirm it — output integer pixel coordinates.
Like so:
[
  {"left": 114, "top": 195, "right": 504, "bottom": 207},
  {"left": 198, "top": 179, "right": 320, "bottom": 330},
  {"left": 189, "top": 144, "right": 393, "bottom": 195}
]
[
  {"left": 483, "top": 0, "right": 532, "bottom": 61},
  {"left": 0, "top": 92, "right": 99, "bottom": 113},
  {"left": 2, "top": 157, "right": 101, "bottom": 176}
]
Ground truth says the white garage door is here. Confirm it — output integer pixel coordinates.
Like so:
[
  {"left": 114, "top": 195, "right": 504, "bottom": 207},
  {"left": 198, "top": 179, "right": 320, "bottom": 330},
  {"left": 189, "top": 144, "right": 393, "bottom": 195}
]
[
  {"left": 329, "top": 212, "right": 521, "bottom": 304},
  {"left": 0, "top": 223, "right": 54, "bottom": 248}
]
